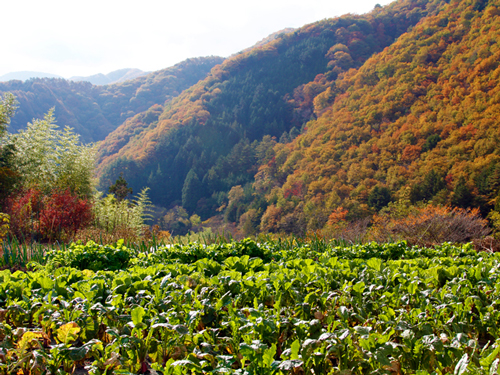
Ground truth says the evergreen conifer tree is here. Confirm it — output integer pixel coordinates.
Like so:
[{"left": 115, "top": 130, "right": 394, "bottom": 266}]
[
  {"left": 451, "top": 176, "right": 474, "bottom": 208},
  {"left": 182, "top": 169, "right": 203, "bottom": 213},
  {"left": 109, "top": 173, "right": 133, "bottom": 201}
]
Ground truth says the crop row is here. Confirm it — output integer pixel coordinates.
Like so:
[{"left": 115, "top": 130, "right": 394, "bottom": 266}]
[{"left": 0, "top": 240, "right": 499, "bottom": 374}]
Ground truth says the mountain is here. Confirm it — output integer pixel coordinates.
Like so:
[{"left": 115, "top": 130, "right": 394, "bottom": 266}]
[
  {"left": 6, "top": 0, "right": 498, "bottom": 237},
  {"left": 0, "top": 71, "right": 63, "bottom": 81},
  {"left": 251, "top": 0, "right": 500, "bottom": 233},
  {"left": 69, "top": 68, "right": 149, "bottom": 85},
  {"left": 0, "top": 57, "right": 224, "bottom": 143},
  {"left": 96, "top": 0, "right": 435, "bottom": 223}
]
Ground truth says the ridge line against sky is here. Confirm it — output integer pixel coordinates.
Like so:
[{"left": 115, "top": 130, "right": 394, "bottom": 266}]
[{"left": 2, "top": 0, "right": 394, "bottom": 78}]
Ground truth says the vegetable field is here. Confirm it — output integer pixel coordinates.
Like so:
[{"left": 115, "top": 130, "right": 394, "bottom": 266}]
[{"left": 1, "top": 238, "right": 500, "bottom": 374}]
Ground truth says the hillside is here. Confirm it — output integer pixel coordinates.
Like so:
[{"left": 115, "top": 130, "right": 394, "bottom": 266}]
[
  {"left": 249, "top": 0, "right": 500, "bottom": 234},
  {"left": 0, "top": 57, "right": 224, "bottom": 143},
  {"left": 69, "top": 68, "right": 149, "bottom": 85},
  {"left": 97, "top": 0, "right": 434, "bottom": 226}
]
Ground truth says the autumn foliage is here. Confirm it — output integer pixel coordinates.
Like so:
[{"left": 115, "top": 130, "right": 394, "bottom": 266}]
[
  {"left": 242, "top": 0, "right": 500, "bottom": 235},
  {"left": 5, "top": 188, "right": 93, "bottom": 242},
  {"left": 39, "top": 189, "right": 93, "bottom": 242},
  {"left": 95, "top": 0, "right": 432, "bottom": 220},
  {"left": 4, "top": 0, "right": 500, "bottom": 241}
]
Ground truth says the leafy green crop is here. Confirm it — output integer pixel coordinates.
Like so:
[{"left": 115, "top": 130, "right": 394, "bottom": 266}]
[
  {"left": 1, "top": 239, "right": 499, "bottom": 374},
  {"left": 46, "top": 239, "right": 134, "bottom": 271},
  {"left": 133, "top": 238, "right": 273, "bottom": 267}
]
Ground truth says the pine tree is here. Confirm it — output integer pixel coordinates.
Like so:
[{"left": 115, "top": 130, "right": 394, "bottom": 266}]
[
  {"left": 182, "top": 169, "right": 203, "bottom": 213},
  {"left": 368, "top": 186, "right": 392, "bottom": 211},
  {"left": 451, "top": 176, "right": 474, "bottom": 208},
  {"left": 109, "top": 173, "right": 133, "bottom": 201},
  {"left": 411, "top": 169, "right": 445, "bottom": 203}
]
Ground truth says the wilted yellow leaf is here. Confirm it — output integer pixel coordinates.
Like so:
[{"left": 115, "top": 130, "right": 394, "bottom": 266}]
[{"left": 17, "top": 331, "right": 43, "bottom": 352}]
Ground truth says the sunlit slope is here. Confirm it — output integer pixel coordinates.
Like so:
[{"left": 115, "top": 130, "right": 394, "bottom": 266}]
[{"left": 256, "top": 0, "right": 500, "bottom": 232}]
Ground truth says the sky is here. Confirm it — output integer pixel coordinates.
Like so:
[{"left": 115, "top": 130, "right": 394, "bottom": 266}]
[{"left": 2, "top": 0, "right": 394, "bottom": 79}]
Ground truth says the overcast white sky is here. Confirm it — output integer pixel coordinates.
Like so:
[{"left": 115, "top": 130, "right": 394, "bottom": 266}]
[{"left": 2, "top": 0, "right": 394, "bottom": 78}]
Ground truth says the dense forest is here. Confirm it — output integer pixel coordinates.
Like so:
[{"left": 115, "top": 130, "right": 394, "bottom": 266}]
[
  {"left": 0, "top": 57, "right": 224, "bottom": 143},
  {"left": 96, "top": 0, "right": 438, "bottom": 235},
  {"left": 254, "top": 0, "right": 500, "bottom": 234}
]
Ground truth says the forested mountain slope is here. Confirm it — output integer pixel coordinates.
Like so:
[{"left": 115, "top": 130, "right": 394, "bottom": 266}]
[
  {"left": 253, "top": 0, "right": 500, "bottom": 233},
  {"left": 0, "top": 57, "right": 223, "bottom": 142},
  {"left": 97, "top": 0, "right": 434, "bottom": 221}
]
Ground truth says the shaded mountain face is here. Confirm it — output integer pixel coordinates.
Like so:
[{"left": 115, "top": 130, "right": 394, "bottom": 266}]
[
  {"left": 96, "top": 0, "right": 434, "bottom": 219},
  {"left": 69, "top": 68, "right": 149, "bottom": 85},
  {"left": 0, "top": 57, "right": 224, "bottom": 143}
]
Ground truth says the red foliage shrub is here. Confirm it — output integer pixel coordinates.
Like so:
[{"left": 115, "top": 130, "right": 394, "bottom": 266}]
[
  {"left": 39, "top": 189, "right": 93, "bottom": 242},
  {"left": 5, "top": 188, "right": 93, "bottom": 242},
  {"left": 5, "top": 188, "right": 43, "bottom": 240}
]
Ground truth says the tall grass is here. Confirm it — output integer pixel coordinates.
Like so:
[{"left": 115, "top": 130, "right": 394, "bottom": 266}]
[{"left": 1, "top": 236, "right": 53, "bottom": 268}]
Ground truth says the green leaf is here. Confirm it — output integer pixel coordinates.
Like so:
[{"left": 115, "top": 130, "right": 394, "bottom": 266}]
[
  {"left": 373, "top": 343, "right": 394, "bottom": 367},
  {"left": 408, "top": 281, "right": 418, "bottom": 295},
  {"left": 354, "top": 325, "right": 372, "bottom": 338},
  {"left": 41, "top": 276, "right": 54, "bottom": 291},
  {"left": 174, "top": 324, "right": 189, "bottom": 335},
  {"left": 131, "top": 305, "right": 145, "bottom": 326},
  {"left": 353, "top": 281, "right": 365, "bottom": 294},
  {"left": 160, "top": 274, "right": 172, "bottom": 288},
  {"left": 66, "top": 344, "right": 92, "bottom": 361},
  {"left": 187, "top": 310, "right": 200, "bottom": 325},
  {"left": 338, "top": 306, "right": 349, "bottom": 320},
  {"left": 481, "top": 345, "right": 500, "bottom": 368},
  {"left": 367, "top": 258, "right": 382, "bottom": 272},
  {"left": 240, "top": 343, "right": 255, "bottom": 357},
  {"left": 291, "top": 339, "right": 300, "bottom": 360},
  {"left": 263, "top": 344, "right": 277, "bottom": 367}
]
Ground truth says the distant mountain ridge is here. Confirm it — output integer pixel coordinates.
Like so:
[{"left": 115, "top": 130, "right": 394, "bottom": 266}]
[
  {"left": 0, "top": 71, "right": 63, "bottom": 81},
  {"left": 69, "top": 68, "right": 150, "bottom": 85},
  {"left": 0, "top": 68, "right": 150, "bottom": 86}
]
